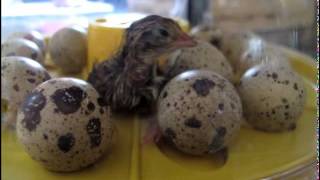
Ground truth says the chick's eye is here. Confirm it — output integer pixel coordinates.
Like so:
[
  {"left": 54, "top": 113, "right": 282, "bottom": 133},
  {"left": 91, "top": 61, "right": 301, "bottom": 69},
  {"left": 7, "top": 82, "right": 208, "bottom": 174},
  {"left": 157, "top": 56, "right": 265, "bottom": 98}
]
[{"left": 159, "top": 29, "right": 169, "bottom": 37}]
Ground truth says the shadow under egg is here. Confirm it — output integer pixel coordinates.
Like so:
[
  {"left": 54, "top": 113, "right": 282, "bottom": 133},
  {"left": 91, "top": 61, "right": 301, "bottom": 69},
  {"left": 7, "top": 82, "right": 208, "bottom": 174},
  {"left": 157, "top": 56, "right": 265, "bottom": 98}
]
[{"left": 155, "top": 137, "right": 228, "bottom": 171}]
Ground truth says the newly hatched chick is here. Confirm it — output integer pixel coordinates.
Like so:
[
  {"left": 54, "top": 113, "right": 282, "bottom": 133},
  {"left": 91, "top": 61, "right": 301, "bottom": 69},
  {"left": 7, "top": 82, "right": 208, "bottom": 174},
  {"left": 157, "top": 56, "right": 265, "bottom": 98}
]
[{"left": 88, "top": 15, "right": 196, "bottom": 113}]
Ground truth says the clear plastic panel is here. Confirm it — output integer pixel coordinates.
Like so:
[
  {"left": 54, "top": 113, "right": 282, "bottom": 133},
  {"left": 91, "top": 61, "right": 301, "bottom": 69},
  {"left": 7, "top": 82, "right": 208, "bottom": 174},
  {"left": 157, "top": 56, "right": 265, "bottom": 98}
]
[{"left": 211, "top": 0, "right": 316, "bottom": 56}]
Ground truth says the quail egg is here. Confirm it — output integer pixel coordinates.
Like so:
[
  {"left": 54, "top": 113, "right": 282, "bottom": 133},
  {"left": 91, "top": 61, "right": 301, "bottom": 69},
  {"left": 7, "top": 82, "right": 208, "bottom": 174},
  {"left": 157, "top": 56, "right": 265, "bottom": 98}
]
[
  {"left": 191, "top": 27, "right": 291, "bottom": 81},
  {"left": 16, "top": 78, "right": 114, "bottom": 172},
  {"left": 7, "top": 30, "right": 46, "bottom": 55},
  {"left": 49, "top": 26, "right": 87, "bottom": 73},
  {"left": 191, "top": 26, "right": 263, "bottom": 67},
  {"left": 1, "top": 38, "right": 44, "bottom": 64},
  {"left": 1, "top": 56, "right": 50, "bottom": 128},
  {"left": 223, "top": 34, "right": 291, "bottom": 78},
  {"left": 164, "top": 41, "right": 234, "bottom": 82},
  {"left": 237, "top": 63, "right": 306, "bottom": 132},
  {"left": 158, "top": 70, "right": 242, "bottom": 155}
]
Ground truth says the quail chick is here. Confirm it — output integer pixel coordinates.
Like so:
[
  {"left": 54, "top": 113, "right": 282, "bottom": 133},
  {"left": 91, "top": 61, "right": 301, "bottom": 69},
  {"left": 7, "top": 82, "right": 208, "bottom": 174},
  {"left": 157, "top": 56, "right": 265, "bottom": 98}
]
[{"left": 87, "top": 15, "right": 196, "bottom": 113}]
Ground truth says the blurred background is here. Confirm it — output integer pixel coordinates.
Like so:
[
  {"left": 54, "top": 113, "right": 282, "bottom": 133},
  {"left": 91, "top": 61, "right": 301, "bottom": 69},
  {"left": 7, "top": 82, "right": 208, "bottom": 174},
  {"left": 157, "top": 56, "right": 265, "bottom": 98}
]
[{"left": 1, "top": 0, "right": 316, "bottom": 57}]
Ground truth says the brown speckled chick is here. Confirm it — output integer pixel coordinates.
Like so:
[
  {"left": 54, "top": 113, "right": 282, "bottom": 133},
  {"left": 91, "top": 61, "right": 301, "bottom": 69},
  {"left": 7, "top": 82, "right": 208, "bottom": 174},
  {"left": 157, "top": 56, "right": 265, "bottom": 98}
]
[{"left": 87, "top": 15, "right": 196, "bottom": 113}]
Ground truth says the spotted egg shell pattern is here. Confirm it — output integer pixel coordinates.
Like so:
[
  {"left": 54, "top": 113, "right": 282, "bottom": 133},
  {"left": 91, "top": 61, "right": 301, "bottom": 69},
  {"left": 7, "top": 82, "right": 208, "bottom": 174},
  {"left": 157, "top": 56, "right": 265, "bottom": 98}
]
[
  {"left": 7, "top": 30, "right": 46, "bottom": 55},
  {"left": 158, "top": 70, "right": 242, "bottom": 155},
  {"left": 237, "top": 63, "right": 306, "bottom": 132},
  {"left": 191, "top": 26, "right": 291, "bottom": 80},
  {"left": 224, "top": 34, "right": 291, "bottom": 77},
  {"left": 16, "top": 78, "right": 114, "bottom": 172},
  {"left": 191, "top": 26, "right": 263, "bottom": 70},
  {"left": 49, "top": 26, "right": 87, "bottom": 73},
  {"left": 1, "top": 38, "right": 44, "bottom": 64},
  {"left": 164, "top": 41, "right": 234, "bottom": 82},
  {"left": 1, "top": 56, "right": 50, "bottom": 125}
]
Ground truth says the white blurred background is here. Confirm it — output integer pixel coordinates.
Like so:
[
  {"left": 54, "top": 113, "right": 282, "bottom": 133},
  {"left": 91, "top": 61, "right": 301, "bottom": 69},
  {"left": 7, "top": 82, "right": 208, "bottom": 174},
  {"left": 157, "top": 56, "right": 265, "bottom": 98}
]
[{"left": 1, "top": 0, "right": 316, "bottom": 57}]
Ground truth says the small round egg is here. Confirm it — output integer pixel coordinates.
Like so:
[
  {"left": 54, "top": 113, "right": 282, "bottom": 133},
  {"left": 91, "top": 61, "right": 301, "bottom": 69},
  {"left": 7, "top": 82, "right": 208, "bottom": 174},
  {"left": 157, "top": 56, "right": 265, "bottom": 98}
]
[
  {"left": 49, "top": 26, "right": 87, "bottom": 73},
  {"left": 164, "top": 41, "right": 234, "bottom": 82},
  {"left": 16, "top": 78, "right": 114, "bottom": 172},
  {"left": 7, "top": 30, "right": 46, "bottom": 55},
  {"left": 1, "top": 38, "right": 44, "bottom": 64},
  {"left": 191, "top": 27, "right": 291, "bottom": 81},
  {"left": 191, "top": 26, "right": 262, "bottom": 67},
  {"left": 1, "top": 56, "right": 51, "bottom": 128},
  {"left": 237, "top": 63, "right": 306, "bottom": 132},
  {"left": 158, "top": 70, "right": 242, "bottom": 155},
  {"left": 232, "top": 38, "right": 291, "bottom": 78},
  {"left": 209, "top": 32, "right": 265, "bottom": 78}
]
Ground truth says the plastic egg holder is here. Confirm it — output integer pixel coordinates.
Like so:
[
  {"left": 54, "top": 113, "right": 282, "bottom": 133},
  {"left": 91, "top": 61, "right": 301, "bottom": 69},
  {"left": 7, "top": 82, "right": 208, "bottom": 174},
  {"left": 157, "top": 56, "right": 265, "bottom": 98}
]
[
  {"left": 83, "top": 13, "right": 190, "bottom": 79},
  {"left": 83, "top": 19, "right": 316, "bottom": 179},
  {"left": 2, "top": 14, "right": 317, "bottom": 179}
]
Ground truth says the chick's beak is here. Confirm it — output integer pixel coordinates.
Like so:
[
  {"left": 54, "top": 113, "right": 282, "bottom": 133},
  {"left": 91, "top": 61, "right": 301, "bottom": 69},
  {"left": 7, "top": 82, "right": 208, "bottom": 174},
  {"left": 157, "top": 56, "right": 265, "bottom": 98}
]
[{"left": 173, "top": 33, "right": 197, "bottom": 48}]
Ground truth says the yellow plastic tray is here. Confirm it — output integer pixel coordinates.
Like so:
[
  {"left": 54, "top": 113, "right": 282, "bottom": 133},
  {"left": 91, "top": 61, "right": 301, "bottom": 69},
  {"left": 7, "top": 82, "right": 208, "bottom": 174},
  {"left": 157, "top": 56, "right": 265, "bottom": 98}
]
[
  {"left": 1, "top": 16, "right": 317, "bottom": 180},
  {"left": 2, "top": 46, "right": 317, "bottom": 180}
]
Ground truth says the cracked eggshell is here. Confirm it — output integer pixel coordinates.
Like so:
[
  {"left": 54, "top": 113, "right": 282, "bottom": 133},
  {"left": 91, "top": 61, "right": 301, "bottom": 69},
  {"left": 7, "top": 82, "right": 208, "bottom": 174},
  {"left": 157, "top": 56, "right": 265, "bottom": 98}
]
[
  {"left": 164, "top": 41, "right": 234, "bottom": 82},
  {"left": 16, "top": 78, "right": 115, "bottom": 172},
  {"left": 1, "top": 56, "right": 51, "bottom": 126},
  {"left": 49, "top": 26, "right": 87, "bottom": 73},
  {"left": 1, "top": 38, "right": 44, "bottom": 64},
  {"left": 237, "top": 63, "right": 306, "bottom": 132},
  {"left": 7, "top": 30, "right": 46, "bottom": 55},
  {"left": 158, "top": 70, "right": 242, "bottom": 155}
]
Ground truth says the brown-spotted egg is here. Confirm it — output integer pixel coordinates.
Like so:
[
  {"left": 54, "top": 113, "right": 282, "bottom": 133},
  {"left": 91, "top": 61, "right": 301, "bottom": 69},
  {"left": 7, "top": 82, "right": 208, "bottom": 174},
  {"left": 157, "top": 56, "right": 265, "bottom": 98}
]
[
  {"left": 1, "top": 38, "right": 44, "bottom": 64},
  {"left": 237, "top": 63, "right": 306, "bottom": 131},
  {"left": 1, "top": 56, "right": 50, "bottom": 128},
  {"left": 7, "top": 30, "right": 46, "bottom": 55},
  {"left": 158, "top": 70, "right": 242, "bottom": 155},
  {"left": 191, "top": 27, "right": 291, "bottom": 81},
  {"left": 16, "top": 78, "right": 114, "bottom": 172},
  {"left": 164, "top": 41, "right": 234, "bottom": 82}
]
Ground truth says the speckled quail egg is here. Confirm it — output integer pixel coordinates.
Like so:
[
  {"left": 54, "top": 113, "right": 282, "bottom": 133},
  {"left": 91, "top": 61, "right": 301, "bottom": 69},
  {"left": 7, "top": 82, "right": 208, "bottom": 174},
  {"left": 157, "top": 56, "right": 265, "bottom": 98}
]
[
  {"left": 202, "top": 31, "right": 265, "bottom": 76},
  {"left": 163, "top": 41, "right": 234, "bottom": 82},
  {"left": 229, "top": 37, "right": 291, "bottom": 77},
  {"left": 191, "top": 27, "right": 291, "bottom": 81},
  {"left": 1, "top": 38, "right": 44, "bottom": 64},
  {"left": 1, "top": 56, "right": 51, "bottom": 128},
  {"left": 237, "top": 63, "right": 306, "bottom": 132},
  {"left": 49, "top": 26, "right": 87, "bottom": 73},
  {"left": 16, "top": 78, "right": 115, "bottom": 172},
  {"left": 158, "top": 70, "right": 242, "bottom": 155},
  {"left": 191, "top": 26, "right": 262, "bottom": 68},
  {"left": 7, "top": 30, "right": 46, "bottom": 55}
]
